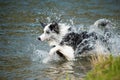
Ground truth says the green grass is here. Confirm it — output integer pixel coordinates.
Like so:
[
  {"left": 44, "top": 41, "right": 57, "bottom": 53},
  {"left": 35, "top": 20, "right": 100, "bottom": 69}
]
[{"left": 85, "top": 54, "right": 120, "bottom": 80}]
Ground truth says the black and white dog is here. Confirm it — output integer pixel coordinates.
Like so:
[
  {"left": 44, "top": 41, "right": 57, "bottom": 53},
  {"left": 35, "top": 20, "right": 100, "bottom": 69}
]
[{"left": 38, "top": 19, "right": 112, "bottom": 61}]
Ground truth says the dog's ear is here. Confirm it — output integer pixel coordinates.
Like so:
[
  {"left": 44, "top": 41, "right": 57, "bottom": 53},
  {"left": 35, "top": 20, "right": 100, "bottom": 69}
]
[
  {"left": 49, "top": 21, "right": 59, "bottom": 34},
  {"left": 39, "top": 21, "right": 46, "bottom": 28},
  {"left": 57, "top": 18, "right": 61, "bottom": 23}
]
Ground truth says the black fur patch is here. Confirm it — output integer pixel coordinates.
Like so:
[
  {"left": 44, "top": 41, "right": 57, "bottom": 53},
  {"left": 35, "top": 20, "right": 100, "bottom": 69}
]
[
  {"left": 61, "top": 32, "right": 89, "bottom": 49},
  {"left": 60, "top": 31, "right": 98, "bottom": 54},
  {"left": 49, "top": 22, "right": 59, "bottom": 34}
]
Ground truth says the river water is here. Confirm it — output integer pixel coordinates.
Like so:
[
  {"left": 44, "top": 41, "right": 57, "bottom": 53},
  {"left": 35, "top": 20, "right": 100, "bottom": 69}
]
[{"left": 0, "top": 0, "right": 120, "bottom": 80}]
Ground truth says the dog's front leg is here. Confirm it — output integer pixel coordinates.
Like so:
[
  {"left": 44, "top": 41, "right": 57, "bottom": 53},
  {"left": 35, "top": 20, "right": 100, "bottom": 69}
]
[{"left": 49, "top": 46, "right": 59, "bottom": 56}]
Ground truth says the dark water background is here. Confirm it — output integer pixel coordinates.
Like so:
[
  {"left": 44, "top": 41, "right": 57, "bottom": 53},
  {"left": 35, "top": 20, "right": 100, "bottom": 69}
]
[{"left": 0, "top": 0, "right": 120, "bottom": 80}]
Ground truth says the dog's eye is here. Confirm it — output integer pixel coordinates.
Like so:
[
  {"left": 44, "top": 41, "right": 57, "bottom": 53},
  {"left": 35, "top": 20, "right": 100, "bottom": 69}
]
[{"left": 46, "top": 31, "right": 50, "bottom": 34}]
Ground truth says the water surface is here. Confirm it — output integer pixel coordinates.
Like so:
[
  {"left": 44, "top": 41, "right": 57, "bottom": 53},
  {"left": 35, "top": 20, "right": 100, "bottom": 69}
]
[{"left": 0, "top": 0, "right": 120, "bottom": 80}]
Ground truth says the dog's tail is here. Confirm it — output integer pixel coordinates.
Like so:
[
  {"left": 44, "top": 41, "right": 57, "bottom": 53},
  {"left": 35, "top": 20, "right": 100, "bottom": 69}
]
[{"left": 93, "top": 19, "right": 113, "bottom": 27}]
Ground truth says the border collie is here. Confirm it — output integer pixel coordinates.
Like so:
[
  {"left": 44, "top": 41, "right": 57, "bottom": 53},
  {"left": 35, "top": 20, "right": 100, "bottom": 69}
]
[{"left": 38, "top": 19, "right": 112, "bottom": 61}]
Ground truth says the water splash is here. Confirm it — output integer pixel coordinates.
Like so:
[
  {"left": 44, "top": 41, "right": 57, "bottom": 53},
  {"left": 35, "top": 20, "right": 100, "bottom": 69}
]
[
  {"left": 71, "top": 18, "right": 120, "bottom": 55},
  {"left": 31, "top": 50, "right": 48, "bottom": 62},
  {"left": 31, "top": 49, "right": 61, "bottom": 63},
  {"left": 86, "top": 19, "right": 120, "bottom": 55}
]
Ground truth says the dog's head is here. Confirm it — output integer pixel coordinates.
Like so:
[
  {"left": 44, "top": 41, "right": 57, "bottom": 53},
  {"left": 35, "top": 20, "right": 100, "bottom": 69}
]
[
  {"left": 38, "top": 21, "right": 60, "bottom": 42},
  {"left": 38, "top": 19, "right": 72, "bottom": 46}
]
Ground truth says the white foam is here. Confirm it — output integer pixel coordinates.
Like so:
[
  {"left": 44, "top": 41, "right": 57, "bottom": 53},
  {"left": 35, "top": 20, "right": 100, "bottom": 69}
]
[
  {"left": 31, "top": 50, "right": 48, "bottom": 62},
  {"left": 31, "top": 49, "right": 62, "bottom": 63}
]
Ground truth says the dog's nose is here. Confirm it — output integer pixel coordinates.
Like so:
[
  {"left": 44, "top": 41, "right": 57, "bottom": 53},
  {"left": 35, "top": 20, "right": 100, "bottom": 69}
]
[{"left": 38, "top": 37, "right": 41, "bottom": 41}]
